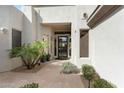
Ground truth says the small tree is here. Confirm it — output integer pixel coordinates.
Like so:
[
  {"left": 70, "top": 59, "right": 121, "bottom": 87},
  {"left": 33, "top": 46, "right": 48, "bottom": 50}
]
[
  {"left": 9, "top": 40, "right": 47, "bottom": 69},
  {"left": 82, "top": 64, "right": 95, "bottom": 88}
]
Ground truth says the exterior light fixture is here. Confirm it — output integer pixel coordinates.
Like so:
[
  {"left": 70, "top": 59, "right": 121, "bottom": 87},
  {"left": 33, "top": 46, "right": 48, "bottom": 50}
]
[
  {"left": 0, "top": 27, "right": 8, "bottom": 34},
  {"left": 82, "top": 13, "right": 88, "bottom": 20}
]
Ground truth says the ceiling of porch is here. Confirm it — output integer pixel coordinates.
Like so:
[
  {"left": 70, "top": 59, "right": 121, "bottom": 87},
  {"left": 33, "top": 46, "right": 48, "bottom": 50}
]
[{"left": 41, "top": 23, "right": 71, "bottom": 32}]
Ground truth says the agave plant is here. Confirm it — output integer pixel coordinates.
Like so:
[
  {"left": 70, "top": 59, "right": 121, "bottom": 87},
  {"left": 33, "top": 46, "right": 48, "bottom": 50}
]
[
  {"left": 61, "top": 62, "right": 80, "bottom": 74},
  {"left": 9, "top": 40, "right": 47, "bottom": 69}
]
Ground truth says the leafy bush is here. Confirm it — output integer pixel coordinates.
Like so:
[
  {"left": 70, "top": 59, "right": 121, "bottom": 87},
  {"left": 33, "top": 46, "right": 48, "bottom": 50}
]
[
  {"left": 61, "top": 62, "right": 80, "bottom": 74},
  {"left": 21, "top": 83, "right": 39, "bottom": 88},
  {"left": 82, "top": 64, "right": 96, "bottom": 87},
  {"left": 41, "top": 53, "right": 47, "bottom": 62},
  {"left": 91, "top": 78, "right": 114, "bottom": 88},
  {"left": 40, "top": 53, "right": 51, "bottom": 62},
  {"left": 9, "top": 47, "right": 21, "bottom": 58},
  {"left": 9, "top": 40, "right": 47, "bottom": 69},
  {"left": 92, "top": 72, "right": 100, "bottom": 81},
  {"left": 82, "top": 64, "right": 96, "bottom": 80},
  {"left": 81, "top": 64, "right": 116, "bottom": 88},
  {"left": 46, "top": 53, "right": 51, "bottom": 61}
]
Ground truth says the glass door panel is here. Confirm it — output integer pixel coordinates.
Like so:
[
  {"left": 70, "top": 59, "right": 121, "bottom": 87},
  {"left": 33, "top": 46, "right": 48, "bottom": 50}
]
[{"left": 58, "top": 36, "right": 68, "bottom": 59}]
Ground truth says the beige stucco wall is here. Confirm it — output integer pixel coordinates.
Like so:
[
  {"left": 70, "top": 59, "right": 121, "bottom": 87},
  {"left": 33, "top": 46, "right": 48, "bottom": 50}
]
[
  {"left": 23, "top": 6, "right": 35, "bottom": 44},
  {"left": 40, "top": 26, "right": 54, "bottom": 58},
  {"left": 0, "top": 5, "right": 97, "bottom": 72},
  {"left": 23, "top": 6, "right": 43, "bottom": 43},
  {"left": 33, "top": 5, "right": 97, "bottom": 65},
  {"left": 0, "top": 6, "right": 23, "bottom": 72},
  {"left": 90, "top": 7, "right": 124, "bottom": 87}
]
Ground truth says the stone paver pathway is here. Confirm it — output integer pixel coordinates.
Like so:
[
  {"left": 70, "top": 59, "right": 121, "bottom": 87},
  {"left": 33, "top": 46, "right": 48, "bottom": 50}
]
[{"left": 0, "top": 60, "right": 86, "bottom": 88}]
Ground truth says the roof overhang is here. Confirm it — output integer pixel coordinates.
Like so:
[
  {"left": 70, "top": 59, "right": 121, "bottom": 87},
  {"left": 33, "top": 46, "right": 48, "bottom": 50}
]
[
  {"left": 87, "top": 5, "right": 122, "bottom": 29},
  {"left": 41, "top": 22, "right": 71, "bottom": 31}
]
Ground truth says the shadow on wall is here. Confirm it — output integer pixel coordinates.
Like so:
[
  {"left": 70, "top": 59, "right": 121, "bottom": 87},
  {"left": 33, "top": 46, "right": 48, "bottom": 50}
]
[
  {"left": 22, "top": 7, "right": 43, "bottom": 44},
  {"left": 10, "top": 7, "right": 44, "bottom": 71}
]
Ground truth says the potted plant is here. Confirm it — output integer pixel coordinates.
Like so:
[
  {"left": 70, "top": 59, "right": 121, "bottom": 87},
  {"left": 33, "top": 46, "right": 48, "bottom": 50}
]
[
  {"left": 46, "top": 53, "right": 51, "bottom": 61},
  {"left": 41, "top": 53, "right": 47, "bottom": 62}
]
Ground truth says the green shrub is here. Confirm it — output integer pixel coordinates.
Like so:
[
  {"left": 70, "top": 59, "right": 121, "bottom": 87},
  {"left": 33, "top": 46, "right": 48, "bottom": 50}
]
[
  {"left": 21, "top": 83, "right": 39, "bottom": 88},
  {"left": 41, "top": 53, "right": 47, "bottom": 62},
  {"left": 82, "top": 64, "right": 96, "bottom": 87},
  {"left": 46, "top": 53, "right": 51, "bottom": 61},
  {"left": 61, "top": 62, "right": 80, "bottom": 74},
  {"left": 91, "top": 78, "right": 114, "bottom": 88},
  {"left": 82, "top": 64, "right": 96, "bottom": 80},
  {"left": 9, "top": 47, "right": 21, "bottom": 58},
  {"left": 9, "top": 40, "right": 47, "bottom": 69},
  {"left": 92, "top": 72, "right": 100, "bottom": 81}
]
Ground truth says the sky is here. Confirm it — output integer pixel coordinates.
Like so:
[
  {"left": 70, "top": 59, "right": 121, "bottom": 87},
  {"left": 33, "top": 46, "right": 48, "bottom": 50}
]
[{"left": 15, "top": 5, "right": 24, "bottom": 11}]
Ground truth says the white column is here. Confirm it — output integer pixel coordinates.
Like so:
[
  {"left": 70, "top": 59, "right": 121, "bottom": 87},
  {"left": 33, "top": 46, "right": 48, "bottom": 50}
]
[{"left": 71, "top": 6, "right": 80, "bottom": 65}]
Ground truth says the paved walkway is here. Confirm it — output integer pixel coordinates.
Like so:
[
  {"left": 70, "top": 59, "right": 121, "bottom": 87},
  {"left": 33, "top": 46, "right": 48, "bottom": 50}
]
[{"left": 0, "top": 60, "right": 87, "bottom": 88}]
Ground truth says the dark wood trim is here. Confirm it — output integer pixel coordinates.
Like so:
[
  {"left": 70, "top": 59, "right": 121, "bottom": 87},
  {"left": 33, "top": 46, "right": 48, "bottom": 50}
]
[
  {"left": 87, "top": 5, "right": 101, "bottom": 22},
  {"left": 87, "top": 5, "right": 122, "bottom": 29},
  {"left": 80, "top": 30, "right": 89, "bottom": 38},
  {"left": 55, "top": 32, "right": 71, "bottom": 35}
]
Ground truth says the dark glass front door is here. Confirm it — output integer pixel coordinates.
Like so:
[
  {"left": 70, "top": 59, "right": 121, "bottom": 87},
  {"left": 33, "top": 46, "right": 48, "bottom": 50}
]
[{"left": 58, "top": 36, "right": 68, "bottom": 59}]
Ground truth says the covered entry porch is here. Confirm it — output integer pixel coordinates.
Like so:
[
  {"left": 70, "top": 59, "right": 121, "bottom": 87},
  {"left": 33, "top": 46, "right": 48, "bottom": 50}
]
[{"left": 41, "top": 22, "right": 71, "bottom": 60}]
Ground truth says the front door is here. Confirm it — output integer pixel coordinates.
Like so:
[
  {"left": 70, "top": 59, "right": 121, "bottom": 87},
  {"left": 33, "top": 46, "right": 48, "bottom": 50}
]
[{"left": 58, "top": 36, "right": 68, "bottom": 59}]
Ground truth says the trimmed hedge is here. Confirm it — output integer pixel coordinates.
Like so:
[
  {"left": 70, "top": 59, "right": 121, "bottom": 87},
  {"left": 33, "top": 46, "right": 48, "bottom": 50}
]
[
  {"left": 91, "top": 78, "right": 114, "bottom": 88},
  {"left": 81, "top": 64, "right": 116, "bottom": 88},
  {"left": 82, "top": 64, "right": 96, "bottom": 81}
]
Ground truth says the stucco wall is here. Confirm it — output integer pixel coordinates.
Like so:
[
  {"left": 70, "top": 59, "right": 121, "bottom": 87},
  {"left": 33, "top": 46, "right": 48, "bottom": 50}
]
[
  {"left": 71, "top": 6, "right": 96, "bottom": 66},
  {"left": 0, "top": 6, "right": 23, "bottom": 72},
  {"left": 35, "top": 6, "right": 75, "bottom": 23},
  {"left": 35, "top": 5, "right": 97, "bottom": 28},
  {"left": 90, "top": 7, "right": 124, "bottom": 87},
  {"left": 34, "top": 5, "right": 96, "bottom": 64},
  {"left": 0, "top": 6, "right": 11, "bottom": 72},
  {"left": 23, "top": 6, "right": 34, "bottom": 44},
  {"left": 23, "top": 6, "right": 43, "bottom": 44},
  {"left": 40, "top": 26, "right": 54, "bottom": 57}
]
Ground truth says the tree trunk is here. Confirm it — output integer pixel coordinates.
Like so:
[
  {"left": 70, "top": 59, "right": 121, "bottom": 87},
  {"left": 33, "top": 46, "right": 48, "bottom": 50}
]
[
  {"left": 32, "top": 55, "right": 41, "bottom": 67},
  {"left": 21, "top": 56, "right": 28, "bottom": 66},
  {"left": 27, "top": 65, "right": 32, "bottom": 69},
  {"left": 88, "top": 80, "right": 90, "bottom": 88}
]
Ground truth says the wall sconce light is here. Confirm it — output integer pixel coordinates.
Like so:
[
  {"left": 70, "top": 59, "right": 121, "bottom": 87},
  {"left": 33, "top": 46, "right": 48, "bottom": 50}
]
[
  {"left": 82, "top": 13, "right": 88, "bottom": 20},
  {"left": 0, "top": 27, "right": 8, "bottom": 34}
]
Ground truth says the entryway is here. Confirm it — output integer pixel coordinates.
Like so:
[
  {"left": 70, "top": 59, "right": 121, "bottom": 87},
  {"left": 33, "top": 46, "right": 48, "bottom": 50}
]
[
  {"left": 58, "top": 36, "right": 68, "bottom": 59},
  {"left": 41, "top": 22, "right": 71, "bottom": 60}
]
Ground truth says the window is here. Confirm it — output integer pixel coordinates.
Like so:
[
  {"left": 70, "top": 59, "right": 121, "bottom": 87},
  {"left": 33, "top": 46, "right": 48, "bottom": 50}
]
[
  {"left": 12, "top": 29, "right": 21, "bottom": 48},
  {"left": 80, "top": 30, "right": 89, "bottom": 57}
]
